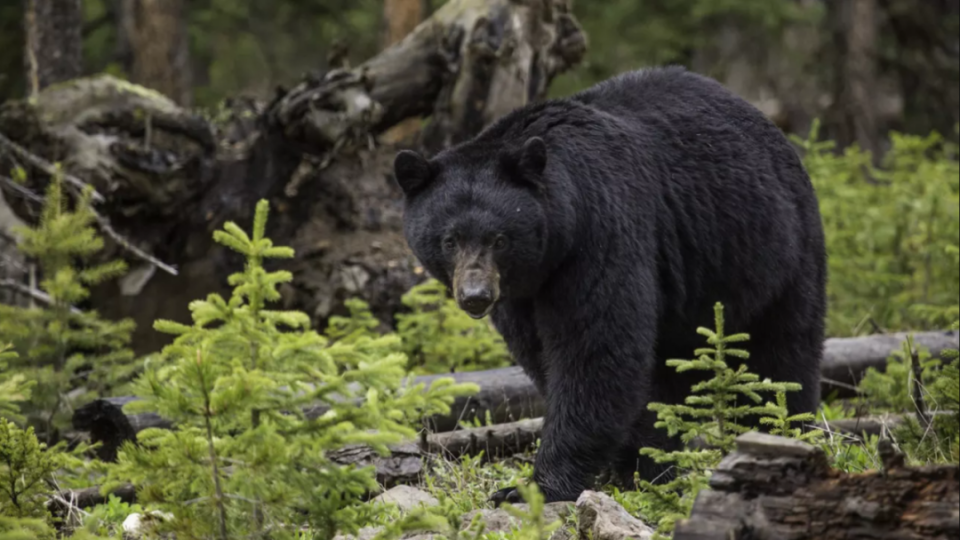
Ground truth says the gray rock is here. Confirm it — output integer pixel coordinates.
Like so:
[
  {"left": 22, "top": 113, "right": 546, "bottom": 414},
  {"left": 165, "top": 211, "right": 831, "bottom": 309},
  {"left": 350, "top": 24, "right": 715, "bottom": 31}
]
[
  {"left": 334, "top": 488, "right": 442, "bottom": 540},
  {"left": 464, "top": 502, "right": 573, "bottom": 539},
  {"left": 334, "top": 526, "right": 444, "bottom": 540},
  {"left": 576, "top": 491, "right": 654, "bottom": 540},
  {"left": 373, "top": 485, "right": 440, "bottom": 512},
  {"left": 734, "top": 431, "right": 817, "bottom": 458}
]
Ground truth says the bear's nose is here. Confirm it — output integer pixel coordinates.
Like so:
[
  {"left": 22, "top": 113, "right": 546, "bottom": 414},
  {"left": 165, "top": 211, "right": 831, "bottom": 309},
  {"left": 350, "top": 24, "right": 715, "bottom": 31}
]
[{"left": 458, "top": 286, "right": 494, "bottom": 318}]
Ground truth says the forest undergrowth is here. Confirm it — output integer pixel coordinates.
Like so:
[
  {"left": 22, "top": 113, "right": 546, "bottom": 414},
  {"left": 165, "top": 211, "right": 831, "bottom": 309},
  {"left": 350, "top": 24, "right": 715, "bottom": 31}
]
[{"left": 0, "top": 126, "right": 958, "bottom": 539}]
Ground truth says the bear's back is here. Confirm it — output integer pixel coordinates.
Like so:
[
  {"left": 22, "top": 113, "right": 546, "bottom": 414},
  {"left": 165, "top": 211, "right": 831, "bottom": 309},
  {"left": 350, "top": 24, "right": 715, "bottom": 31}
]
[{"left": 569, "top": 66, "right": 784, "bottom": 146}]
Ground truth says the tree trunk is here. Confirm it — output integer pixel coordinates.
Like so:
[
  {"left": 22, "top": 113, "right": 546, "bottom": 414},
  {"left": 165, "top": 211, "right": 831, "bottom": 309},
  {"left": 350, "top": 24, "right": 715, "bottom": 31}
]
[
  {"left": 382, "top": 0, "right": 428, "bottom": 49},
  {"left": 879, "top": 0, "right": 960, "bottom": 141},
  {"left": 125, "top": 0, "right": 192, "bottom": 106},
  {"left": 380, "top": 0, "right": 430, "bottom": 145},
  {"left": 23, "top": 0, "right": 83, "bottom": 95},
  {"left": 0, "top": 0, "right": 586, "bottom": 356},
  {"left": 674, "top": 432, "right": 960, "bottom": 539},
  {"left": 830, "top": 0, "right": 883, "bottom": 160}
]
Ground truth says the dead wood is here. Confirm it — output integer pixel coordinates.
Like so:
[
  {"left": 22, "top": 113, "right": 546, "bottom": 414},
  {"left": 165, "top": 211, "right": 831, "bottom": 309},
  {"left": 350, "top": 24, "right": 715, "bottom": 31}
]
[
  {"left": 72, "top": 330, "right": 958, "bottom": 461},
  {"left": 0, "top": 0, "right": 586, "bottom": 356},
  {"left": 53, "top": 420, "right": 541, "bottom": 510},
  {"left": 673, "top": 432, "right": 960, "bottom": 540}
]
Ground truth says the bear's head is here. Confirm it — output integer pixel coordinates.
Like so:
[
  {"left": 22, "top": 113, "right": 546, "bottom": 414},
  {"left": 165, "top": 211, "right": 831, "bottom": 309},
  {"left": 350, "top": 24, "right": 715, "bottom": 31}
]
[{"left": 393, "top": 137, "right": 556, "bottom": 319}]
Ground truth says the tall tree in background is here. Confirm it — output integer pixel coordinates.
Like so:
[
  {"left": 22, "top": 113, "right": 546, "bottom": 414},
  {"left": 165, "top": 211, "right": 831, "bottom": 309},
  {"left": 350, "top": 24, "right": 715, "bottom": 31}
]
[
  {"left": 379, "top": 0, "right": 428, "bottom": 145},
  {"left": 123, "top": 0, "right": 192, "bottom": 106},
  {"left": 880, "top": 0, "right": 960, "bottom": 140},
  {"left": 830, "top": 0, "right": 882, "bottom": 161},
  {"left": 382, "top": 0, "right": 427, "bottom": 49},
  {"left": 23, "top": 0, "right": 82, "bottom": 95}
]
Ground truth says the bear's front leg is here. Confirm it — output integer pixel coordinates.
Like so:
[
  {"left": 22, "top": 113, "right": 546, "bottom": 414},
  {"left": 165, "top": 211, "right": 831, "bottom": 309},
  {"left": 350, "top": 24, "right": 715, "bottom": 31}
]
[{"left": 490, "top": 315, "right": 654, "bottom": 505}]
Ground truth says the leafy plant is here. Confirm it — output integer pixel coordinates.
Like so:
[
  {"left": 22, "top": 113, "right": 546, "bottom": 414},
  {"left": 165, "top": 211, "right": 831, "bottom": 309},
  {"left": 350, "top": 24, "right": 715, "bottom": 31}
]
[
  {"left": 794, "top": 123, "right": 960, "bottom": 336},
  {"left": 857, "top": 331, "right": 960, "bottom": 465},
  {"left": 423, "top": 453, "right": 533, "bottom": 515},
  {"left": 80, "top": 494, "right": 144, "bottom": 538},
  {"left": 102, "top": 200, "right": 478, "bottom": 540}
]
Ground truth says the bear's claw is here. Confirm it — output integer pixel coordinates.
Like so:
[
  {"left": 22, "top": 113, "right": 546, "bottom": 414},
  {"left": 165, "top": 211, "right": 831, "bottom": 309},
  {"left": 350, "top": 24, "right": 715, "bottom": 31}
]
[{"left": 488, "top": 486, "right": 525, "bottom": 507}]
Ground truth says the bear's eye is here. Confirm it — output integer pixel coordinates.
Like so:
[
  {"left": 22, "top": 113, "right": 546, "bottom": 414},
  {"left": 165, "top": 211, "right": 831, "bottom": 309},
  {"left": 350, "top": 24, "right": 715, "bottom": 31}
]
[
  {"left": 442, "top": 236, "right": 457, "bottom": 252},
  {"left": 493, "top": 235, "right": 508, "bottom": 251}
]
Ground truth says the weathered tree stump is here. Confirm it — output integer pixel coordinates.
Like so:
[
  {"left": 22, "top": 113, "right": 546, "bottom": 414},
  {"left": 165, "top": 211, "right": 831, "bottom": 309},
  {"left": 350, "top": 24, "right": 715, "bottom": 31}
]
[{"left": 674, "top": 432, "right": 960, "bottom": 540}]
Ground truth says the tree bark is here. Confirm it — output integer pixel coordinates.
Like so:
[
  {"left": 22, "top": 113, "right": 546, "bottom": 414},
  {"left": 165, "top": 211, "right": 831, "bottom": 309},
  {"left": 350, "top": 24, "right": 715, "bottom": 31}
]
[
  {"left": 830, "top": 0, "right": 884, "bottom": 160},
  {"left": 124, "top": 0, "right": 192, "bottom": 106},
  {"left": 23, "top": 0, "right": 83, "bottom": 95},
  {"left": 382, "top": 0, "right": 428, "bottom": 49},
  {"left": 380, "top": 0, "right": 430, "bottom": 145},
  {"left": 879, "top": 0, "right": 960, "bottom": 141},
  {"left": 674, "top": 432, "right": 960, "bottom": 540},
  {"left": 0, "top": 0, "right": 586, "bottom": 356}
]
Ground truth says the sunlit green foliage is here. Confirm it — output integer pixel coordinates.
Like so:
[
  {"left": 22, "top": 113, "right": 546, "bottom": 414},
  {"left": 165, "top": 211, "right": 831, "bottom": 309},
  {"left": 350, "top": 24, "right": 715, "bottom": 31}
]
[
  {"left": 0, "top": 345, "right": 31, "bottom": 423},
  {"left": 102, "top": 200, "right": 478, "bottom": 540},
  {"left": 857, "top": 331, "right": 960, "bottom": 465},
  {"left": 795, "top": 123, "right": 960, "bottom": 336},
  {"left": 0, "top": 171, "right": 136, "bottom": 441},
  {"left": 0, "top": 420, "right": 100, "bottom": 539},
  {"left": 397, "top": 279, "right": 511, "bottom": 374}
]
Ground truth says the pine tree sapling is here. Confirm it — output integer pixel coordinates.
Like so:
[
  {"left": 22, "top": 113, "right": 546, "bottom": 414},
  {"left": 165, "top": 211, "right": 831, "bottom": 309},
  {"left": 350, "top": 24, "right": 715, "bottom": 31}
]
[
  {"left": 104, "top": 200, "right": 477, "bottom": 540},
  {"left": 0, "top": 169, "right": 135, "bottom": 441},
  {"left": 0, "top": 345, "right": 32, "bottom": 423},
  {"left": 0, "top": 515, "right": 56, "bottom": 540},
  {"left": 326, "top": 298, "right": 382, "bottom": 344},
  {"left": 758, "top": 391, "right": 821, "bottom": 443},
  {"left": 631, "top": 302, "right": 810, "bottom": 537},
  {"left": 0, "top": 420, "right": 56, "bottom": 520},
  {"left": 646, "top": 303, "right": 803, "bottom": 453},
  {"left": 396, "top": 279, "right": 511, "bottom": 374},
  {"left": 0, "top": 418, "right": 99, "bottom": 539}
]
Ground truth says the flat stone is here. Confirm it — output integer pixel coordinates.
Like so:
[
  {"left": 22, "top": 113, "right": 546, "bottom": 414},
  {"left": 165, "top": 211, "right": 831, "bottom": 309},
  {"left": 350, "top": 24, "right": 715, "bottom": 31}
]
[
  {"left": 734, "top": 431, "right": 817, "bottom": 458},
  {"left": 576, "top": 491, "right": 654, "bottom": 540},
  {"left": 464, "top": 502, "right": 572, "bottom": 539}
]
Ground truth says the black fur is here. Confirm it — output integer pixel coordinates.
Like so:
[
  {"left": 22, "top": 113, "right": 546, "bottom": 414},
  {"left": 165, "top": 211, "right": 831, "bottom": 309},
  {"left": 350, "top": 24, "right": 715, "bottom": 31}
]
[{"left": 394, "top": 66, "right": 827, "bottom": 504}]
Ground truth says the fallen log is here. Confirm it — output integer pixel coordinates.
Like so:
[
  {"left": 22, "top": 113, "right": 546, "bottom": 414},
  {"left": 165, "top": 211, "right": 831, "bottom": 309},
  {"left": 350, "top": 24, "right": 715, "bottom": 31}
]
[
  {"left": 673, "top": 432, "right": 960, "bottom": 540},
  {"left": 53, "top": 419, "right": 543, "bottom": 511},
  {"left": 0, "top": 0, "right": 586, "bottom": 356},
  {"left": 72, "top": 329, "right": 959, "bottom": 460},
  {"left": 58, "top": 412, "right": 959, "bottom": 515},
  {"left": 47, "top": 483, "right": 138, "bottom": 517},
  {"left": 824, "top": 411, "right": 953, "bottom": 438}
]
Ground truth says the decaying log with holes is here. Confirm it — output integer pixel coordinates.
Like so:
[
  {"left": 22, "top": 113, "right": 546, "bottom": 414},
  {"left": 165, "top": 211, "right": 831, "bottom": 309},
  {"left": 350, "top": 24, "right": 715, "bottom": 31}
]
[
  {"left": 673, "top": 432, "right": 960, "bottom": 540},
  {"left": 0, "top": 0, "right": 586, "bottom": 355}
]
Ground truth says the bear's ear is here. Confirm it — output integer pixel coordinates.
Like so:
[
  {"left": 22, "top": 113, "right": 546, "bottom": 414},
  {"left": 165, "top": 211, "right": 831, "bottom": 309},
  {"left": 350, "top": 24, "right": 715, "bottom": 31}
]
[
  {"left": 394, "top": 150, "right": 434, "bottom": 196},
  {"left": 501, "top": 136, "right": 548, "bottom": 191}
]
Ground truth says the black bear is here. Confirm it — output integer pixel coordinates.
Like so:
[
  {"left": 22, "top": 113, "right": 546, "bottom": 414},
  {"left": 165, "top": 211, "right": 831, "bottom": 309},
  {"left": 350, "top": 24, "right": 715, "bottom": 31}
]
[{"left": 393, "top": 66, "right": 827, "bottom": 505}]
